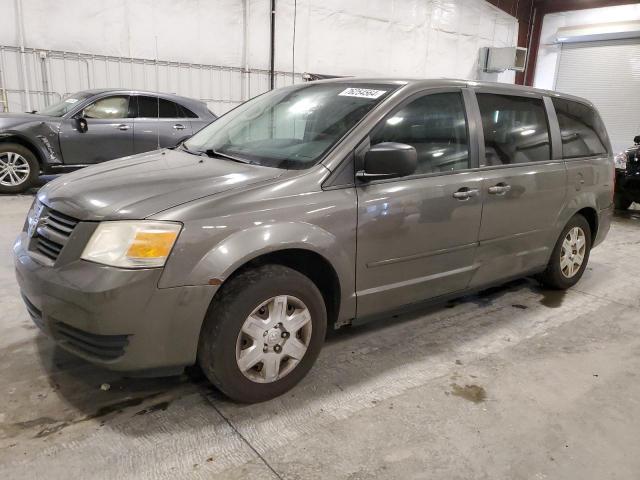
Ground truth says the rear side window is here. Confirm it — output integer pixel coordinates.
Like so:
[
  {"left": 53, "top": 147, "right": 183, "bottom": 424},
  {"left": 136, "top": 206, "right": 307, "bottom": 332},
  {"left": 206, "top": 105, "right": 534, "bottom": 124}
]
[
  {"left": 179, "top": 105, "right": 199, "bottom": 118},
  {"left": 551, "top": 98, "right": 608, "bottom": 158},
  {"left": 477, "top": 93, "right": 551, "bottom": 166},
  {"left": 137, "top": 96, "right": 180, "bottom": 118},
  {"left": 371, "top": 92, "right": 469, "bottom": 174}
]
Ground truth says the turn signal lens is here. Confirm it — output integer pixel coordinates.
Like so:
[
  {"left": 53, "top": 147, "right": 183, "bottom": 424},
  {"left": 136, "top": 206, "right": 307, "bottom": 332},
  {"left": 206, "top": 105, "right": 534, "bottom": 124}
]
[{"left": 126, "top": 231, "right": 179, "bottom": 259}]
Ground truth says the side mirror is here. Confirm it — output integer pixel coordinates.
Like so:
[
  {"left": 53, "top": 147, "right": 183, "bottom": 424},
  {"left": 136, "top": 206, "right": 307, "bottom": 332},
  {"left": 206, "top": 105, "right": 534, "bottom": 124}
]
[
  {"left": 634, "top": 135, "right": 640, "bottom": 145},
  {"left": 76, "top": 117, "right": 88, "bottom": 133},
  {"left": 357, "top": 142, "right": 417, "bottom": 181}
]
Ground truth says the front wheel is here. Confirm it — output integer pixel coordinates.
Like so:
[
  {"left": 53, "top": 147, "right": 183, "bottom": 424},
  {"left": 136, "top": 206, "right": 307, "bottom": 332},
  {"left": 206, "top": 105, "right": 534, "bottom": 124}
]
[
  {"left": 0, "top": 143, "right": 39, "bottom": 194},
  {"left": 197, "top": 264, "right": 327, "bottom": 403},
  {"left": 537, "top": 214, "right": 592, "bottom": 290}
]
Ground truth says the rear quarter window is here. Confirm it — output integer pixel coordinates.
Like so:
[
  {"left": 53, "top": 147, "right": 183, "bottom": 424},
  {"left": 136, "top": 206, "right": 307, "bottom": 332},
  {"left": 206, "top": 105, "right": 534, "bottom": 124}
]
[{"left": 551, "top": 98, "right": 609, "bottom": 158}]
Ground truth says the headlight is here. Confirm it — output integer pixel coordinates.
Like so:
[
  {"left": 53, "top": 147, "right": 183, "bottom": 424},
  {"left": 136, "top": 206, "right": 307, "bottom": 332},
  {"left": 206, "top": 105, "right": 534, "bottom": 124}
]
[
  {"left": 614, "top": 152, "right": 627, "bottom": 170},
  {"left": 81, "top": 221, "right": 182, "bottom": 268}
]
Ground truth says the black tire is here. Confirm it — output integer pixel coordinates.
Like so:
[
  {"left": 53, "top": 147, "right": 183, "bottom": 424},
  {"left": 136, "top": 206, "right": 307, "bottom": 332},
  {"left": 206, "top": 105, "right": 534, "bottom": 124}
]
[
  {"left": 197, "top": 264, "right": 327, "bottom": 403},
  {"left": 537, "top": 214, "right": 592, "bottom": 290},
  {"left": 614, "top": 192, "right": 632, "bottom": 211},
  {"left": 0, "top": 143, "right": 39, "bottom": 194}
]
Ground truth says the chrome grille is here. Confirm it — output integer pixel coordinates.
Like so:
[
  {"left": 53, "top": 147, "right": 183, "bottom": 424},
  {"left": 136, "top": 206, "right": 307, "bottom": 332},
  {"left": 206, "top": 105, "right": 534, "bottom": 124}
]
[{"left": 32, "top": 207, "right": 79, "bottom": 263}]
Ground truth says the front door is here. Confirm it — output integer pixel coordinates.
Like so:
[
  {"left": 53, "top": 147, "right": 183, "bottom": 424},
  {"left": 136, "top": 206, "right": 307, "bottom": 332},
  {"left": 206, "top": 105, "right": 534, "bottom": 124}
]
[
  {"left": 355, "top": 90, "right": 483, "bottom": 317},
  {"left": 59, "top": 95, "right": 134, "bottom": 165},
  {"left": 469, "top": 91, "right": 567, "bottom": 288}
]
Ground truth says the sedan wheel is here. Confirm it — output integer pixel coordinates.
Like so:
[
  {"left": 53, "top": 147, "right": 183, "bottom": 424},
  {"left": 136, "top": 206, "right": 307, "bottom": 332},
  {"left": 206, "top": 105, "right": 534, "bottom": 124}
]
[{"left": 0, "top": 152, "right": 31, "bottom": 187}]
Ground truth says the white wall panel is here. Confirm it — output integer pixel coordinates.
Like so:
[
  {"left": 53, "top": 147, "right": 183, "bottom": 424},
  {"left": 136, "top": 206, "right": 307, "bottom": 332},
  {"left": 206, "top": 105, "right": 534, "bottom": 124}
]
[
  {"left": 0, "top": 0, "right": 246, "bottom": 66},
  {"left": 1, "top": 0, "right": 518, "bottom": 114},
  {"left": 272, "top": 0, "right": 517, "bottom": 79}
]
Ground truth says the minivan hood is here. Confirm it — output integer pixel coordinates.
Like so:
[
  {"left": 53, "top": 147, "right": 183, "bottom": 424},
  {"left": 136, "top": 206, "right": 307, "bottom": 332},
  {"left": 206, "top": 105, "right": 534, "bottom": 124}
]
[{"left": 39, "top": 149, "right": 284, "bottom": 220}]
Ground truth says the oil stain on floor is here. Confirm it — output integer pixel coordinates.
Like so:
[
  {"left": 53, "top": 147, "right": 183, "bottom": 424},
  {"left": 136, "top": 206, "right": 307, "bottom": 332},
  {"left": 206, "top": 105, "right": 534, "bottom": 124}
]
[{"left": 450, "top": 383, "right": 487, "bottom": 403}]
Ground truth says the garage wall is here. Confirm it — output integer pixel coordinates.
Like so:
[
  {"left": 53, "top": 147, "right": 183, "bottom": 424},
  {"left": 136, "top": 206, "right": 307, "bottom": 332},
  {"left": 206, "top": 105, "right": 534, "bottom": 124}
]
[
  {"left": 533, "top": 3, "right": 640, "bottom": 90},
  {"left": 0, "top": 0, "right": 519, "bottom": 114}
]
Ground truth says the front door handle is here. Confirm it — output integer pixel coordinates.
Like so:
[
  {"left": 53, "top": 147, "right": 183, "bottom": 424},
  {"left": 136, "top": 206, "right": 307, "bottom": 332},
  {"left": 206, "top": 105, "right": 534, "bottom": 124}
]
[
  {"left": 488, "top": 183, "right": 511, "bottom": 195},
  {"left": 116, "top": 124, "right": 130, "bottom": 131},
  {"left": 453, "top": 187, "right": 479, "bottom": 200},
  {"left": 173, "top": 124, "right": 186, "bottom": 130}
]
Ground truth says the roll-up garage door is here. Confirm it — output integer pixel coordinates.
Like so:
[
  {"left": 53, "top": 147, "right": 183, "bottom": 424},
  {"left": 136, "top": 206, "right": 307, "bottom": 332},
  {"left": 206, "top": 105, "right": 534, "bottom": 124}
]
[{"left": 555, "top": 38, "right": 640, "bottom": 153}]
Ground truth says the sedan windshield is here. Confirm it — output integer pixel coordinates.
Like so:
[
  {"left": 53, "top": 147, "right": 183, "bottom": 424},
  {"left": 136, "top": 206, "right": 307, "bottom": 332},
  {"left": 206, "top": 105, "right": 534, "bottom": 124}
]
[
  {"left": 184, "top": 83, "right": 399, "bottom": 169},
  {"left": 37, "top": 92, "right": 93, "bottom": 117}
]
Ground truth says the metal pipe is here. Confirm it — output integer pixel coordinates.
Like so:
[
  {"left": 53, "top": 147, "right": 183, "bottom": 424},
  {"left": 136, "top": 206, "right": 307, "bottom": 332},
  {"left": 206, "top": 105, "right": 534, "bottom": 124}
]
[
  {"left": 269, "top": 0, "right": 276, "bottom": 90},
  {"left": 242, "top": 0, "right": 250, "bottom": 100},
  {"left": 39, "top": 51, "right": 50, "bottom": 106},
  {"left": 15, "top": 0, "right": 31, "bottom": 111},
  {"left": 0, "top": 47, "right": 9, "bottom": 112}
]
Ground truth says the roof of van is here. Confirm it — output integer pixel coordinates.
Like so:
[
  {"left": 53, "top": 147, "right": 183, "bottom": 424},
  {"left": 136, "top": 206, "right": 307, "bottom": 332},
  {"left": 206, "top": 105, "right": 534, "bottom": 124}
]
[{"left": 305, "top": 77, "right": 596, "bottom": 107}]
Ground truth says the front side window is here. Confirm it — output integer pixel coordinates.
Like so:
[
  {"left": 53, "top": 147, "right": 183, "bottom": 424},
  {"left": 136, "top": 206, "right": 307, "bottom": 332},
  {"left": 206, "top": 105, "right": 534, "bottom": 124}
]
[
  {"left": 83, "top": 96, "right": 130, "bottom": 119},
  {"left": 185, "top": 83, "right": 398, "bottom": 169},
  {"left": 477, "top": 93, "right": 551, "bottom": 165},
  {"left": 371, "top": 92, "right": 469, "bottom": 174},
  {"left": 137, "top": 96, "right": 180, "bottom": 118},
  {"left": 552, "top": 98, "right": 608, "bottom": 158}
]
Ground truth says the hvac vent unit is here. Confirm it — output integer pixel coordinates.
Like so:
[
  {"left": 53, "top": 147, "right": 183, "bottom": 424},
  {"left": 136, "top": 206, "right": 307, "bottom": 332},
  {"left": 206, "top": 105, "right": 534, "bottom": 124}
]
[{"left": 480, "top": 47, "right": 527, "bottom": 73}]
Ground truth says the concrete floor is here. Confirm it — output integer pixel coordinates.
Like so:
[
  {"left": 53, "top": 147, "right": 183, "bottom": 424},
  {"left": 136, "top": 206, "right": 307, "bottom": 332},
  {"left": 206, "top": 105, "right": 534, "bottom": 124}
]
[{"left": 1, "top": 192, "right": 640, "bottom": 480}]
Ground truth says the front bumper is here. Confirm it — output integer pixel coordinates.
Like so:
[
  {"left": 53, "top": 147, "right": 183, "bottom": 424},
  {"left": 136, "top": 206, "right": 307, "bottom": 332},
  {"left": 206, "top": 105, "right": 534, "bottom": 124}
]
[{"left": 13, "top": 231, "right": 217, "bottom": 372}]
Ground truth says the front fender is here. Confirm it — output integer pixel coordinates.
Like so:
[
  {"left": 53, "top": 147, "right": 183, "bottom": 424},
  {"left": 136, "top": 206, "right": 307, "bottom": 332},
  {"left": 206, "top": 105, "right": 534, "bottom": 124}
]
[
  {"left": 159, "top": 221, "right": 352, "bottom": 291},
  {"left": 1, "top": 125, "right": 62, "bottom": 165}
]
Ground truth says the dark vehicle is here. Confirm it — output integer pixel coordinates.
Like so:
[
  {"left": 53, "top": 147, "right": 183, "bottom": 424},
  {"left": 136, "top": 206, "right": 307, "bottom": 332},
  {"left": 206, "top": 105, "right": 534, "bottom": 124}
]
[
  {"left": 14, "top": 79, "right": 614, "bottom": 403},
  {"left": 0, "top": 89, "right": 216, "bottom": 193},
  {"left": 614, "top": 135, "right": 640, "bottom": 210}
]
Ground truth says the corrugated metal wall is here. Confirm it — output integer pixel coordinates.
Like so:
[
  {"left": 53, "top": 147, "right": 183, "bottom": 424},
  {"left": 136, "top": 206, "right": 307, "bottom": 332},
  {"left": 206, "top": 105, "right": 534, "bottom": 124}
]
[
  {"left": 554, "top": 38, "right": 640, "bottom": 153},
  {"left": 0, "top": 45, "right": 302, "bottom": 115}
]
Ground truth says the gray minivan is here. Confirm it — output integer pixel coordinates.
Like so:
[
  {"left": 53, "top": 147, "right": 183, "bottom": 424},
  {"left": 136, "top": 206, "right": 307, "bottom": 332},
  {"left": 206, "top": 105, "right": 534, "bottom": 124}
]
[{"left": 14, "top": 79, "right": 614, "bottom": 403}]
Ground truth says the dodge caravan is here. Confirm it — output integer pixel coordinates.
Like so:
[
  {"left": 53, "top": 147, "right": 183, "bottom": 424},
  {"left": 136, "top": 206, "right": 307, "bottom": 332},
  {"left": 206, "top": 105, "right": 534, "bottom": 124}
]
[{"left": 14, "top": 79, "right": 614, "bottom": 403}]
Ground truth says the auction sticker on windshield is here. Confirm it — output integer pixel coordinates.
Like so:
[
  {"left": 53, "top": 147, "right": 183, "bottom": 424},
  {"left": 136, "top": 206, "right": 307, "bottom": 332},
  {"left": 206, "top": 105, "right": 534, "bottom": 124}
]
[{"left": 338, "top": 88, "right": 387, "bottom": 99}]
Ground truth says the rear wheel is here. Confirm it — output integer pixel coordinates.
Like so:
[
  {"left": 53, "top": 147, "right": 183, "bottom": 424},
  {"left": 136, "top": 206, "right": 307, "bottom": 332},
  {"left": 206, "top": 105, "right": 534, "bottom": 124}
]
[
  {"left": 0, "top": 143, "right": 39, "bottom": 194},
  {"left": 537, "top": 214, "right": 591, "bottom": 290},
  {"left": 197, "top": 264, "right": 327, "bottom": 403},
  {"left": 614, "top": 192, "right": 632, "bottom": 210}
]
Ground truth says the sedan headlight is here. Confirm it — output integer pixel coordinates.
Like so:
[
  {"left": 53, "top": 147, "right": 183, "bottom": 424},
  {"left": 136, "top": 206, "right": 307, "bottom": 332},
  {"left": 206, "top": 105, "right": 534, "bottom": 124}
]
[
  {"left": 81, "top": 221, "right": 182, "bottom": 268},
  {"left": 614, "top": 151, "right": 627, "bottom": 170}
]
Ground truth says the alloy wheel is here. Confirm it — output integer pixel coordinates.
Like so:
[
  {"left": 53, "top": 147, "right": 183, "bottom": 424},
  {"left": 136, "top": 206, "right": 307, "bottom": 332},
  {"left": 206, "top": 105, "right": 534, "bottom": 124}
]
[{"left": 0, "top": 152, "right": 31, "bottom": 187}]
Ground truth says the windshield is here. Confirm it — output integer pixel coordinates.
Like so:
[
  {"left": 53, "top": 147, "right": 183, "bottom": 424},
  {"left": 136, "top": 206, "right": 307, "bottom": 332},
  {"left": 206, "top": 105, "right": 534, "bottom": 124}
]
[
  {"left": 184, "top": 83, "right": 398, "bottom": 169},
  {"left": 37, "top": 92, "right": 94, "bottom": 117}
]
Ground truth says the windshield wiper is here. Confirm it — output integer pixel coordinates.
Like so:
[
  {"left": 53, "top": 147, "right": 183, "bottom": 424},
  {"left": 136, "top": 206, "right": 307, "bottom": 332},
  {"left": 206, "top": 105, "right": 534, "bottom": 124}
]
[
  {"left": 202, "top": 149, "right": 250, "bottom": 164},
  {"left": 177, "top": 142, "right": 203, "bottom": 156}
]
